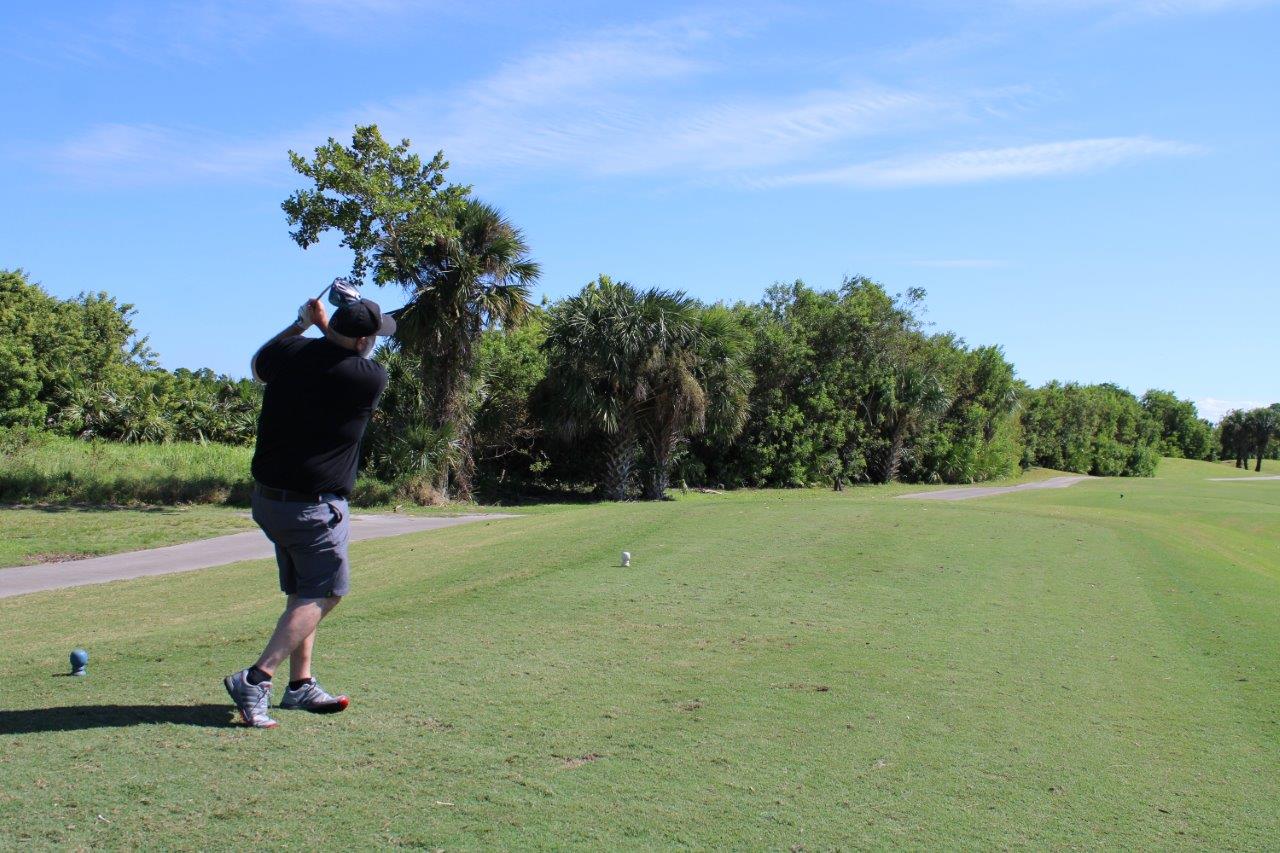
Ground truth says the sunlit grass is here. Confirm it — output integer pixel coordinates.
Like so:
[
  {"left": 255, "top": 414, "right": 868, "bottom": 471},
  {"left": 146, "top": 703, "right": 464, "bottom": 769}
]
[{"left": 1, "top": 458, "right": 1276, "bottom": 847}]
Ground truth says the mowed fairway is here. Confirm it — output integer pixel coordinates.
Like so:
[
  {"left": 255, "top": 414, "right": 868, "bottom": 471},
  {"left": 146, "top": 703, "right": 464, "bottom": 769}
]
[{"left": 1, "top": 460, "right": 1277, "bottom": 848}]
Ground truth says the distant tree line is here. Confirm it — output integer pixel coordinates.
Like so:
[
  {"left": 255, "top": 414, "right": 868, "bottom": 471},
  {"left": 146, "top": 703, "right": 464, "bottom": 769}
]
[
  {"left": 4, "top": 125, "right": 1274, "bottom": 503},
  {"left": 1, "top": 269, "right": 260, "bottom": 445},
  {"left": 1217, "top": 405, "right": 1280, "bottom": 471}
]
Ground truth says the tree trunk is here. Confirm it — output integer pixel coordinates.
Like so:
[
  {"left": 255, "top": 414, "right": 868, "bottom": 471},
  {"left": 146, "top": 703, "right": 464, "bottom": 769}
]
[
  {"left": 601, "top": 429, "right": 637, "bottom": 501},
  {"left": 884, "top": 435, "right": 904, "bottom": 483},
  {"left": 872, "top": 429, "right": 906, "bottom": 484},
  {"left": 643, "top": 463, "right": 670, "bottom": 501},
  {"left": 641, "top": 423, "right": 683, "bottom": 500},
  {"left": 833, "top": 443, "right": 858, "bottom": 491},
  {"left": 1257, "top": 446, "right": 1264, "bottom": 473},
  {"left": 452, "top": 430, "right": 475, "bottom": 499},
  {"left": 422, "top": 335, "right": 477, "bottom": 501}
]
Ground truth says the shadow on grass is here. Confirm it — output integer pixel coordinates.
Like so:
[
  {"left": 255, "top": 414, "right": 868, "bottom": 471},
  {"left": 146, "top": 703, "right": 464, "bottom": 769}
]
[{"left": 0, "top": 704, "right": 237, "bottom": 734}]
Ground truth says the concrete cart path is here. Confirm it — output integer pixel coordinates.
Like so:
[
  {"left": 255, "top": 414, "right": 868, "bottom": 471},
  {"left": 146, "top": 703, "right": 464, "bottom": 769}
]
[
  {"left": 0, "top": 513, "right": 516, "bottom": 599},
  {"left": 1208, "top": 475, "right": 1280, "bottom": 481},
  {"left": 900, "top": 475, "right": 1090, "bottom": 502}
]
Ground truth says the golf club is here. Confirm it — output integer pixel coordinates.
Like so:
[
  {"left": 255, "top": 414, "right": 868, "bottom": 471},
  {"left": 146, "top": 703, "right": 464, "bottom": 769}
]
[{"left": 316, "top": 276, "right": 362, "bottom": 307}]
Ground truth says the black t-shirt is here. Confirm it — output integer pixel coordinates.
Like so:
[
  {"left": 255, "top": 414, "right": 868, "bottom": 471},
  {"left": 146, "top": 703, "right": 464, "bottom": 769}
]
[{"left": 251, "top": 336, "right": 388, "bottom": 497}]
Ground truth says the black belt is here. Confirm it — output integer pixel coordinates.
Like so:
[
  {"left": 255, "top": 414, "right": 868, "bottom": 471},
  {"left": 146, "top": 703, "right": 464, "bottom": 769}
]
[{"left": 254, "top": 483, "right": 329, "bottom": 503}]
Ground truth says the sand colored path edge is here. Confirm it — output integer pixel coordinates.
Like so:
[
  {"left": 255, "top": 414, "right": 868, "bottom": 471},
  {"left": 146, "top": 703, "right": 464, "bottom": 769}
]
[
  {"left": 899, "top": 475, "right": 1090, "bottom": 502},
  {"left": 0, "top": 513, "right": 516, "bottom": 599}
]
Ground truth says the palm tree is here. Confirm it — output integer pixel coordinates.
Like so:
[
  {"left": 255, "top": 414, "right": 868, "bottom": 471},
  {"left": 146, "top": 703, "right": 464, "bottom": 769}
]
[
  {"left": 1219, "top": 410, "right": 1249, "bottom": 468},
  {"left": 862, "top": 342, "right": 951, "bottom": 484},
  {"left": 1213, "top": 409, "right": 1254, "bottom": 468},
  {"left": 538, "top": 277, "right": 698, "bottom": 501},
  {"left": 363, "top": 345, "right": 461, "bottom": 491},
  {"left": 1245, "top": 405, "right": 1279, "bottom": 472},
  {"left": 638, "top": 307, "right": 752, "bottom": 499},
  {"left": 393, "top": 200, "right": 539, "bottom": 498}
]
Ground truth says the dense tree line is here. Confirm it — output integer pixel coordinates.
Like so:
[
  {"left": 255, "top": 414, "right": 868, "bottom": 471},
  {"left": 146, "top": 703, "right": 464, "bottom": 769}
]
[
  {"left": 3, "top": 263, "right": 1261, "bottom": 500},
  {"left": 0, "top": 270, "right": 259, "bottom": 445},
  {"left": 5, "top": 126, "right": 1272, "bottom": 502}
]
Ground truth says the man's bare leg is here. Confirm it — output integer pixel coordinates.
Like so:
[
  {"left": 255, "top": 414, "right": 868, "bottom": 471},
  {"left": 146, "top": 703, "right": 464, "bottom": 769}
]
[
  {"left": 253, "top": 595, "right": 341, "bottom": 678},
  {"left": 289, "top": 628, "right": 318, "bottom": 683}
]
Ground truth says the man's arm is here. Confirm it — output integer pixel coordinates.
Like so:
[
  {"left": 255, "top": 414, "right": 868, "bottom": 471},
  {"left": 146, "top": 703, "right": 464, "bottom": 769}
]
[{"left": 251, "top": 298, "right": 330, "bottom": 383}]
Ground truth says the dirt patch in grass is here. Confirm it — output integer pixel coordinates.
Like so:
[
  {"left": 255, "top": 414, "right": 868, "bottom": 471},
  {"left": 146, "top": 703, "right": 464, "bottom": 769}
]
[
  {"left": 26, "top": 552, "right": 94, "bottom": 564},
  {"left": 559, "top": 753, "right": 603, "bottom": 769}
]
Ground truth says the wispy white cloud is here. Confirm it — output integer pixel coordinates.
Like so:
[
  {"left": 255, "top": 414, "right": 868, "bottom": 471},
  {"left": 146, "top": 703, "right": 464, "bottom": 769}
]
[
  {"left": 49, "top": 123, "right": 307, "bottom": 186},
  {"left": 1196, "top": 397, "right": 1271, "bottom": 422},
  {"left": 42, "top": 9, "right": 1202, "bottom": 194},
  {"left": 49, "top": 11, "right": 983, "bottom": 186},
  {"left": 759, "top": 137, "right": 1200, "bottom": 188}
]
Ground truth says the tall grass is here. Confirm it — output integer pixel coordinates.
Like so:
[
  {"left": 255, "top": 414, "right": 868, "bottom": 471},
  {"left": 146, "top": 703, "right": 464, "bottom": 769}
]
[
  {"left": 0, "top": 430, "right": 254, "bottom": 505},
  {"left": 0, "top": 429, "right": 399, "bottom": 506}
]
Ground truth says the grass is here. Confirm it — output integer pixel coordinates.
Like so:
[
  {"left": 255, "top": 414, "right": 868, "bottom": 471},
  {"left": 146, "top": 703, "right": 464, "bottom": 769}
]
[
  {"left": 1201, "top": 457, "right": 1279, "bottom": 477},
  {"left": 0, "top": 466, "right": 1068, "bottom": 568},
  {"left": 0, "top": 433, "right": 255, "bottom": 505},
  {"left": 0, "top": 431, "right": 437, "bottom": 509},
  {"left": 1, "top": 458, "right": 1277, "bottom": 848},
  {"left": 0, "top": 506, "right": 255, "bottom": 567}
]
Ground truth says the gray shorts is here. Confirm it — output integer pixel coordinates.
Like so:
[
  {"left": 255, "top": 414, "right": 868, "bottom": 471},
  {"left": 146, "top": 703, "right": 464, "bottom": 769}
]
[{"left": 250, "top": 492, "right": 350, "bottom": 598}]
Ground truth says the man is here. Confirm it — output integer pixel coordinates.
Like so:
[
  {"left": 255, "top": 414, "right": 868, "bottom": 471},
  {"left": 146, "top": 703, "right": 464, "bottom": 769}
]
[{"left": 223, "top": 287, "right": 393, "bottom": 728}]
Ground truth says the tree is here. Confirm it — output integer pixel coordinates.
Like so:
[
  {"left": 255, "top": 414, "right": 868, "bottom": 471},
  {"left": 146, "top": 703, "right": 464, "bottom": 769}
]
[
  {"left": 1141, "top": 389, "right": 1214, "bottom": 460},
  {"left": 362, "top": 344, "right": 460, "bottom": 496},
  {"left": 913, "top": 343, "right": 1021, "bottom": 484},
  {"left": 638, "top": 305, "right": 753, "bottom": 499},
  {"left": 861, "top": 336, "right": 951, "bottom": 484},
  {"left": 470, "top": 313, "right": 550, "bottom": 496},
  {"left": 1218, "top": 410, "right": 1250, "bottom": 468},
  {"left": 282, "top": 125, "right": 469, "bottom": 286},
  {"left": 537, "top": 277, "right": 699, "bottom": 501},
  {"left": 1021, "top": 383, "right": 1159, "bottom": 476},
  {"left": 393, "top": 200, "right": 539, "bottom": 498},
  {"left": 1245, "top": 405, "right": 1279, "bottom": 472},
  {"left": 0, "top": 269, "right": 153, "bottom": 431}
]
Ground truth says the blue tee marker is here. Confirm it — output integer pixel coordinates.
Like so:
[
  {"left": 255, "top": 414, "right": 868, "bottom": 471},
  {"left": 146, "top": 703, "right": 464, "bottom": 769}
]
[{"left": 70, "top": 648, "right": 88, "bottom": 677}]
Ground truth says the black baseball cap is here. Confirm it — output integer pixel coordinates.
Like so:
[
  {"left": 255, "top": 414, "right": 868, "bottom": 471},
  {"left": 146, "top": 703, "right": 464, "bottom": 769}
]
[{"left": 330, "top": 297, "right": 396, "bottom": 338}]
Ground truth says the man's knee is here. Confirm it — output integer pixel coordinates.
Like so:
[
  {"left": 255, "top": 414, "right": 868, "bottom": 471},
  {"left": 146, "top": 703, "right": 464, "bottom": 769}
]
[{"left": 285, "top": 595, "right": 340, "bottom": 614}]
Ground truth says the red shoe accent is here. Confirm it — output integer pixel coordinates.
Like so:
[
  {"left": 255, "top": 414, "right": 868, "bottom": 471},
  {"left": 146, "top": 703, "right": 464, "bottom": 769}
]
[{"left": 306, "top": 695, "right": 349, "bottom": 714}]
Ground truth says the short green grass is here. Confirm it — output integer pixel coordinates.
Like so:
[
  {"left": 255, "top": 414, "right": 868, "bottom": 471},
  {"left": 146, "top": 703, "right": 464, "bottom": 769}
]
[
  {"left": 0, "top": 467, "right": 1068, "bottom": 567},
  {"left": 0, "top": 506, "right": 256, "bottom": 567},
  {"left": 1, "top": 458, "right": 1276, "bottom": 848}
]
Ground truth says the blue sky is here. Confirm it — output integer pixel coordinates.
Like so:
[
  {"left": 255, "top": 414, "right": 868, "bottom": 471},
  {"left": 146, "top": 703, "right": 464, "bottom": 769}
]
[{"left": 2, "top": 0, "right": 1276, "bottom": 419}]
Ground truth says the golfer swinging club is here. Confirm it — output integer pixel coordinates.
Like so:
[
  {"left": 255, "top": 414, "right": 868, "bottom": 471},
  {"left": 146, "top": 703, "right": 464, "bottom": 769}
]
[{"left": 224, "top": 278, "right": 393, "bottom": 728}]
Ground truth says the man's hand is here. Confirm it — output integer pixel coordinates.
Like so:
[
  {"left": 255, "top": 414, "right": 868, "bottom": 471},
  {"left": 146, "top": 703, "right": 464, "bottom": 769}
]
[{"left": 297, "top": 298, "right": 330, "bottom": 332}]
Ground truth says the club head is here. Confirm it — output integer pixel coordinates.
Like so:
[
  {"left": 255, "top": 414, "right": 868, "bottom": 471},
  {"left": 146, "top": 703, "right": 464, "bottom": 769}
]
[{"left": 328, "top": 277, "right": 362, "bottom": 307}]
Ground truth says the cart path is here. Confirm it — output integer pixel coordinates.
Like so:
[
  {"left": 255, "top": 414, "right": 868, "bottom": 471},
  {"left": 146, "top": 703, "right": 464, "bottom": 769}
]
[
  {"left": 900, "top": 475, "right": 1090, "bottom": 502},
  {"left": 0, "top": 513, "right": 516, "bottom": 599},
  {"left": 1208, "top": 475, "right": 1280, "bottom": 481}
]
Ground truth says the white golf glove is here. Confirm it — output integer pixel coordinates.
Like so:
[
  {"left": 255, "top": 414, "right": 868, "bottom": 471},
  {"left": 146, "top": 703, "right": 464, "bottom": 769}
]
[{"left": 296, "top": 301, "right": 315, "bottom": 330}]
